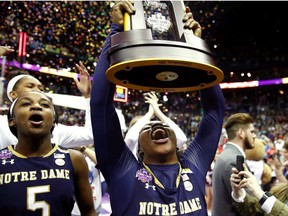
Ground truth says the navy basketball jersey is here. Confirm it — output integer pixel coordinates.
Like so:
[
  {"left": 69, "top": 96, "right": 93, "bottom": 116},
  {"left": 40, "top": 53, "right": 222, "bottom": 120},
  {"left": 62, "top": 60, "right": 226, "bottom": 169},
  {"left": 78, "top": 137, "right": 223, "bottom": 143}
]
[
  {"left": 113, "top": 163, "right": 207, "bottom": 216},
  {"left": 0, "top": 144, "right": 75, "bottom": 216}
]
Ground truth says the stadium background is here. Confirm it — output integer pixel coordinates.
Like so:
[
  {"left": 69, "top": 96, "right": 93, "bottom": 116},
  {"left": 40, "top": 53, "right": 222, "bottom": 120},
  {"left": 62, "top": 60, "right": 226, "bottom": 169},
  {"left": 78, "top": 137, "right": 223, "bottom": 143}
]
[{"left": 0, "top": 1, "right": 287, "bottom": 143}]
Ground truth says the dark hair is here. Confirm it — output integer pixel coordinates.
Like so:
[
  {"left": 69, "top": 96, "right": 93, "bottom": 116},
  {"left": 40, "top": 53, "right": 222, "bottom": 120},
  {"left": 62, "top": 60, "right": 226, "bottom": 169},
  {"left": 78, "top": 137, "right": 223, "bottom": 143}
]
[
  {"left": 7, "top": 93, "right": 58, "bottom": 138},
  {"left": 4, "top": 70, "right": 29, "bottom": 88},
  {"left": 224, "top": 113, "right": 254, "bottom": 140}
]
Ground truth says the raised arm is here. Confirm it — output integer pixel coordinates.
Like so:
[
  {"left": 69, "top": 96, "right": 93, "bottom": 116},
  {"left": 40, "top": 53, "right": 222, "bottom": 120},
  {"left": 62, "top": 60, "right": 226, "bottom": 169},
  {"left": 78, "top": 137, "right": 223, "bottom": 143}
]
[
  {"left": 185, "top": 84, "right": 225, "bottom": 174},
  {"left": 90, "top": 2, "right": 136, "bottom": 180},
  {"left": 50, "top": 62, "right": 94, "bottom": 148},
  {"left": 179, "top": 8, "right": 225, "bottom": 174}
]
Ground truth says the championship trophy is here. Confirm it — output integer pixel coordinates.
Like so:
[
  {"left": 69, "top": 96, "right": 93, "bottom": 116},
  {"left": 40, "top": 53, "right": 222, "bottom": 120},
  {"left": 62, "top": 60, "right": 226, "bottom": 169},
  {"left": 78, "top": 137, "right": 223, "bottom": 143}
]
[{"left": 106, "top": 0, "right": 224, "bottom": 92}]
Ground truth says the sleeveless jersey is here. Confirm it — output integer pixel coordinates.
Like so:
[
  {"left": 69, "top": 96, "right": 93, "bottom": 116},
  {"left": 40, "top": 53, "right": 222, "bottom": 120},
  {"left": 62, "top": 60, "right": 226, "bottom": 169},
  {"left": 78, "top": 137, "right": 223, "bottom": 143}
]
[
  {"left": 0, "top": 144, "right": 75, "bottom": 216},
  {"left": 119, "top": 161, "right": 207, "bottom": 215}
]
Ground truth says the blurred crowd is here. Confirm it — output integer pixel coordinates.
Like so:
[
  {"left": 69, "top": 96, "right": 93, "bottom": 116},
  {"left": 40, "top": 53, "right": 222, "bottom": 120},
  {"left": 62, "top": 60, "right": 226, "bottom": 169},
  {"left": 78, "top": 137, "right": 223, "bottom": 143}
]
[
  {"left": 1, "top": 1, "right": 288, "bottom": 82},
  {"left": 1, "top": 1, "right": 287, "bottom": 141},
  {"left": 0, "top": 1, "right": 111, "bottom": 72}
]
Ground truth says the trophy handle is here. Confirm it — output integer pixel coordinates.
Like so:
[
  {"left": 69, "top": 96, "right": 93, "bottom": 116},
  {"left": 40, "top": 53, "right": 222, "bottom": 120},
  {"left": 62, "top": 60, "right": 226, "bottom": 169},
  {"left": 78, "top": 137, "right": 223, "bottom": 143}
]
[
  {"left": 124, "top": 13, "right": 131, "bottom": 31},
  {"left": 123, "top": 1, "right": 146, "bottom": 31},
  {"left": 170, "top": 1, "right": 197, "bottom": 42}
]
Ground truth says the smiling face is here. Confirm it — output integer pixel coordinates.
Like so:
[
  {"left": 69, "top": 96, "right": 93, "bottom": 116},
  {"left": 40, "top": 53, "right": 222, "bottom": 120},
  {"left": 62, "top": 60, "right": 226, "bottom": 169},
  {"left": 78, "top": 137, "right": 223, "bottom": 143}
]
[
  {"left": 9, "top": 91, "right": 55, "bottom": 139},
  {"left": 138, "top": 121, "right": 178, "bottom": 164}
]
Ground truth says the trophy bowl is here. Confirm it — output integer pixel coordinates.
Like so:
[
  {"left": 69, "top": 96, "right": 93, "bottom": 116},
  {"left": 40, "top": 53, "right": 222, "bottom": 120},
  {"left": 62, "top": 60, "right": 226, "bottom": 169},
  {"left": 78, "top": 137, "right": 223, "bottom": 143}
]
[{"left": 106, "top": 1, "right": 224, "bottom": 92}]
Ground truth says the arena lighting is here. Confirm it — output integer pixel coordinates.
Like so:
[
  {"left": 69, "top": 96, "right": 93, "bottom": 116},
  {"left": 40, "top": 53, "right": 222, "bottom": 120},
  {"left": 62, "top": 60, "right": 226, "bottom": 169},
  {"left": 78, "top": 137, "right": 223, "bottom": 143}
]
[
  {"left": 40, "top": 66, "right": 79, "bottom": 79},
  {"left": 0, "top": 59, "right": 288, "bottom": 89},
  {"left": 0, "top": 59, "right": 88, "bottom": 80},
  {"left": 18, "top": 32, "right": 27, "bottom": 57},
  {"left": 220, "top": 81, "right": 258, "bottom": 89},
  {"left": 283, "top": 77, "right": 288, "bottom": 84},
  {"left": 259, "top": 78, "right": 282, "bottom": 86}
]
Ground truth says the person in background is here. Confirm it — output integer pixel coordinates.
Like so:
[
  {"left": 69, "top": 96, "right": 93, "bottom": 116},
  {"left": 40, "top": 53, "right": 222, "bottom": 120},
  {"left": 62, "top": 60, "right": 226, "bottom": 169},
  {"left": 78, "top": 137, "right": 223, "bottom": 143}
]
[
  {"left": 0, "top": 61, "right": 94, "bottom": 149},
  {"left": 279, "top": 141, "right": 288, "bottom": 179},
  {"left": 125, "top": 91, "right": 187, "bottom": 158},
  {"left": 206, "top": 127, "right": 228, "bottom": 213},
  {"left": 72, "top": 144, "right": 102, "bottom": 216},
  {"left": 217, "top": 127, "right": 228, "bottom": 153},
  {"left": 230, "top": 164, "right": 288, "bottom": 216},
  {"left": 267, "top": 149, "right": 288, "bottom": 184},
  {"left": 90, "top": 1, "right": 225, "bottom": 215},
  {"left": 0, "top": 91, "right": 96, "bottom": 216},
  {"left": 212, "top": 113, "right": 257, "bottom": 216},
  {"left": 115, "top": 107, "right": 127, "bottom": 137}
]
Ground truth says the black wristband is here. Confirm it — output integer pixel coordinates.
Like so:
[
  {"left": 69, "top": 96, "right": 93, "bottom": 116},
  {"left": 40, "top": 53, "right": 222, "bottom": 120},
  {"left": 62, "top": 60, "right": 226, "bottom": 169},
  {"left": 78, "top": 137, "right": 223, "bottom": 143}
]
[{"left": 259, "top": 191, "right": 272, "bottom": 206}]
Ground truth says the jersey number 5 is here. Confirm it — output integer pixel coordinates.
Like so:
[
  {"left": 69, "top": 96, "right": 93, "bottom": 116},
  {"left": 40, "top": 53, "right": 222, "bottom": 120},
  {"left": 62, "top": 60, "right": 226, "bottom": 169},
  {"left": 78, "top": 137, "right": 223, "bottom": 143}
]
[{"left": 27, "top": 185, "right": 50, "bottom": 216}]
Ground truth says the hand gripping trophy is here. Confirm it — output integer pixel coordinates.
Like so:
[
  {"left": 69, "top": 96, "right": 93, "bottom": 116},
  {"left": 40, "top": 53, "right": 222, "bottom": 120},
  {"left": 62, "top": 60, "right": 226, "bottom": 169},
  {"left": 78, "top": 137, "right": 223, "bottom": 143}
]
[{"left": 106, "top": 0, "right": 224, "bottom": 92}]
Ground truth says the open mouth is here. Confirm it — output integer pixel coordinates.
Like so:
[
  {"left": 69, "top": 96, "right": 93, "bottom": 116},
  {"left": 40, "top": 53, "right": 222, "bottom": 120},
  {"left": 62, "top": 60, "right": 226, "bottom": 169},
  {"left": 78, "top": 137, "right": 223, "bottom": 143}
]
[
  {"left": 151, "top": 125, "right": 169, "bottom": 143},
  {"left": 29, "top": 114, "right": 44, "bottom": 125}
]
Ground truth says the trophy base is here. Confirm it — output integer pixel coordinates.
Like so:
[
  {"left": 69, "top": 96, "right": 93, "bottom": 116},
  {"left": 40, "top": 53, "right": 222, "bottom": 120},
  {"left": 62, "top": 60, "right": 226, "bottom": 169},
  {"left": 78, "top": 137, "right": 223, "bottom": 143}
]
[{"left": 106, "top": 40, "right": 224, "bottom": 92}]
